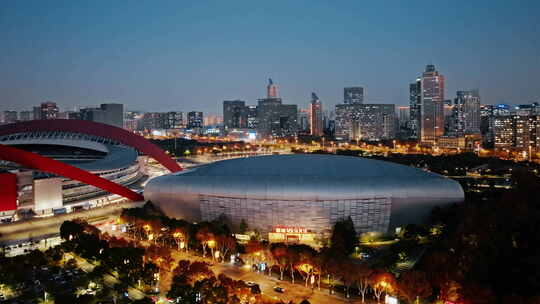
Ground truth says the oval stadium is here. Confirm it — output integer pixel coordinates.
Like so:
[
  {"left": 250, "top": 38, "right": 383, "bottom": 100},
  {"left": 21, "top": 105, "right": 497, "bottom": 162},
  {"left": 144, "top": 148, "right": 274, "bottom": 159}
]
[
  {"left": 144, "top": 154, "right": 464, "bottom": 241},
  {"left": 0, "top": 130, "right": 144, "bottom": 220}
]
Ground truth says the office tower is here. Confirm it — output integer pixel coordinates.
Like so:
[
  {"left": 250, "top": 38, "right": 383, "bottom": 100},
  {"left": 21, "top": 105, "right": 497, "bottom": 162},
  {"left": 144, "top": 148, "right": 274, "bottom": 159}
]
[
  {"left": 257, "top": 98, "right": 298, "bottom": 138},
  {"left": 344, "top": 87, "right": 364, "bottom": 104},
  {"left": 257, "top": 79, "right": 298, "bottom": 138},
  {"left": 142, "top": 112, "right": 167, "bottom": 130},
  {"left": 398, "top": 106, "right": 410, "bottom": 129},
  {"left": 451, "top": 90, "right": 481, "bottom": 135},
  {"left": 99, "top": 103, "right": 124, "bottom": 128},
  {"left": 494, "top": 116, "right": 514, "bottom": 148},
  {"left": 33, "top": 106, "right": 41, "bottom": 120},
  {"left": 124, "top": 111, "right": 144, "bottom": 131},
  {"left": 267, "top": 78, "right": 278, "bottom": 98},
  {"left": 39, "top": 101, "right": 59, "bottom": 119},
  {"left": 309, "top": 93, "right": 324, "bottom": 136},
  {"left": 166, "top": 111, "right": 184, "bottom": 129},
  {"left": 223, "top": 100, "right": 248, "bottom": 129},
  {"left": 66, "top": 111, "right": 82, "bottom": 120},
  {"left": 247, "top": 106, "right": 258, "bottom": 129},
  {"left": 420, "top": 64, "right": 445, "bottom": 145},
  {"left": 187, "top": 112, "right": 204, "bottom": 129},
  {"left": 335, "top": 103, "right": 395, "bottom": 140},
  {"left": 2, "top": 111, "right": 18, "bottom": 123},
  {"left": 298, "top": 109, "right": 310, "bottom": 133},
  {"left": 409, "top": 79, "right": 421, "bottom": 139},
  {"left": 80, "top": 103, "right": 124, "bottom": 128},
  {"left": 494, "top": 114, "right": 540, "bottom": 150},
  {"left": 19, "top": 111, "right": 33, "bottom": 121}
]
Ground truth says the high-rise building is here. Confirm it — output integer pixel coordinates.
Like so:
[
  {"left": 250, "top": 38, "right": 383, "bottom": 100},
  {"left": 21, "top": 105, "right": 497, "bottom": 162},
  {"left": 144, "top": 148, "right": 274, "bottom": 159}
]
[
  {"left": 166, "top": 111, "right": 184, "bottom": 129},
  {"left": 494, "top": 114, "right": 540, "bottom": 150},
  {"left": 247, "top": 106, "right": 258, "bottom": 129},
  {"left": 19, "top": 111, "right": 33, "bottom": 121},
  {"left": 344, "top": 87, "right": 364, "bottom": 104},
  {"left": 2, "top": 111, "right": 18, "bottom": 124},
  {"left": 309, "top": 93, "right": 324, "bottom": 136},
  {"left": 335, "top": 103, "right": 395, "bottom": 141},
  {"left": 297, "top": 109, "right": 310, "bottom": 133},
  {"left": 187, "top": 111, "right": 204, "bottom": 129},
  {"left": 257, "top": 80, "right": 297, "bottom": 138},
  {"left": 398, "top": 106, "right": 410, "bottom": 129},
  {"left": 419, "top": 65, "right": 445, "bottom": 145},
  {"left": 223, "top": 100, "right": 248, "bottom": 129},
  {"left": 267, "top": 78, "right": 278, "bottom": 98},
  {"left": 39, "top": 101, "right": 59, "bottom": 120},
  {"left": 142, "top": 112, "right": 167, "bottom": 130},
  {"left": 450, "top": 90, "right": 481, "bottom": 135},
  {"left": 409, "top": 79, "right": 421, "bottom": 139},
  {"left": 480, "top": 104, "right": 494, "bottom": 146},
  {"left": 80, "top": 103, "right": 124, "bottom": 128},
  {"left": 100, "top": 103, "right": 124, "bottom": 128}
]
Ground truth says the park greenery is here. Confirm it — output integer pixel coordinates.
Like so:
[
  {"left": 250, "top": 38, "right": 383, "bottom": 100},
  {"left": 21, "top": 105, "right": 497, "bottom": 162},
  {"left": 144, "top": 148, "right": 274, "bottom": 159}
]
[{"left": 2, "top": 152, "right": 540, "bottom": 303}]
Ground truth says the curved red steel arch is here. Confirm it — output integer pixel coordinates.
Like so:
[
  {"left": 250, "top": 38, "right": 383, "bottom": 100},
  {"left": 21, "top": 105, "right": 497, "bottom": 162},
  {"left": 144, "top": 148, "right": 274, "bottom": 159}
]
[
  {"left": 0, "top": 119, "right": 182, "bottom": 172},
  {"left": 0, "top": 144, "right": 144, "bottom": 201}
]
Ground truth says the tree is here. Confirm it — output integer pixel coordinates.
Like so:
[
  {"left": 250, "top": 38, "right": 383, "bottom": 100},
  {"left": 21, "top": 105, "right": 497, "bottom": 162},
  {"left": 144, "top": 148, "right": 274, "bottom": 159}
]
[
  {"left": 396, "top": 270, "right": 432, "bottom": 304},
  {"left": 330, "top": 217, "right": 358, "bottom": 255},
  {"left": 195, "top": 227, "right": 215, "bottom": 258},
  {"left": 339, "top": 259, "right": 356, "bottom": 298},
  {"left": 239, "top": 219, "right": 248, "bottom": 234},
  {"left": 353, "top": 263, "right": 373, "bottom": 303},
  {"left": 216, "top": 234, "right": 236, "bottom": 262},
  {"left": 370, "top": 270, "right": 396, "bottom": 303},
  {"left": 59, "top": 220, "right": 85, "bottom": 240},
  {"left": 271, "top": 243, "right": 288, "bottom": 280},
  {"left": 245, "top": 239, "right": 264, "bottom": 264}
]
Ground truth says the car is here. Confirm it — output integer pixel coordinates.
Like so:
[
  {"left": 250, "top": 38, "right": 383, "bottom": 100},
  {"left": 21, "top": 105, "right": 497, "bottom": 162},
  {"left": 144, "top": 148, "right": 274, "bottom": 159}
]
[
  {"left": 246, "top": 281, "right": 257, "bottom": 287},
  {"left": 274, "top": 286, "right": 285, "bottom": 293}
]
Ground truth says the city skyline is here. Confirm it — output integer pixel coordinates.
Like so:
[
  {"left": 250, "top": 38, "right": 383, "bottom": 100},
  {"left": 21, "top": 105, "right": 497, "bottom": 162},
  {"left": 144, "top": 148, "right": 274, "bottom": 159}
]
[{"left": 1, "top": 1, "right": 539, "bottom": 114}]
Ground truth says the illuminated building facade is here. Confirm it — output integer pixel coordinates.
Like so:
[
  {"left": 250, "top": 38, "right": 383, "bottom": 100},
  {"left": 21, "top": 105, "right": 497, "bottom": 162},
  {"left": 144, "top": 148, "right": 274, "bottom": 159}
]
[
  {"left": 223, "top": 100, "right": 248, "bottom": 129},
  {"left": 145, "top": 155, "right": 464, "bottom": 240},
  {"left": 336, "top": 104, "right": 395, "bottom": 141},
  {"left": 450, "top": 90, "right": 481, "bottom": 135},
  {"left": 309, "top": 93, "right": 324, "bottom": 136},
  {"left": 419, "top": 65, "right": 445, "bottom": 145},
  {"left": 344, "top": 87, "right": 364, "bottom": 104}
]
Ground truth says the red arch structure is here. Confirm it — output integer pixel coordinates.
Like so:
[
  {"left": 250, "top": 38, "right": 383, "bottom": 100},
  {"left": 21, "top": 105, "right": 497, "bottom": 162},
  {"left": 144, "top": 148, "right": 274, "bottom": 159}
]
[
  {"left": 0, "top": 119, "right": 182, "bottom": 172},
  {"left": 0, "top": 144, "right": 144, "bottom": 201}
]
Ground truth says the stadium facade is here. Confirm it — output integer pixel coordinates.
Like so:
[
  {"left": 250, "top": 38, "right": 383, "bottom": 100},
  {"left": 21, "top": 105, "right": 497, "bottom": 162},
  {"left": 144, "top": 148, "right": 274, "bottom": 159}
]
[
  {"left": 0, "top": 120, "right": 181, "bottom": 222},
  {"left": 144, "top": 154, "right": 464, "bottom": 241}
]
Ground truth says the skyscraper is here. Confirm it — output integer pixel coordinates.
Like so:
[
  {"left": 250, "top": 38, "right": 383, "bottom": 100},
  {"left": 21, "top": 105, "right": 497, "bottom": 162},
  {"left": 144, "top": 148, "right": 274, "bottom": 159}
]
[
  {"left": 257, "top": 79, "right": 297, "bottom": 138},
  {"left": 187, "top": 111, "right": 204, "bottom": 129},
  {"left": 451, "top": 90, "right": 481, "bottom": 135},
  {"left": 166, "top": 111, "right": 184, "bottom": 129},
  {"left": 223, "top": 100, "right": 248, "bottom": 129},
  {"left": 39, "top": 101, "right": 59, "bottom": 120},
  {"left": 335, "top": 103, "right": 395, "bottom": 141},
  {"left": 309, "top": 93, "right": 323, "bottom": 136},
  {"left": 419, "top": 64, "right": 445, "bottom": 145},
  {"left": 409, "top": 79, "right": 421, "bottom": 139},
  {"left": 80, "top": 103, "right": 124, "bottom": 128},
  {"left": 267, "top": 78, "right": 278, "bottom": 98},
  {"left": 344, "top": 87, "right": 364, "bottom": 104},
  {"left": 2, "top": 111, "right": 18, "bottom": 123},
  {"left": 99, "top": 103, "right": 124, "bottom": 128}
]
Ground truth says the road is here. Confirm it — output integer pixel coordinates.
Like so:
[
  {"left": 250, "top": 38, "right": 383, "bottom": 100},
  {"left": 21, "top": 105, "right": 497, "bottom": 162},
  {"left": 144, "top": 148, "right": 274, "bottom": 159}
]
[{"left": 170, "top": 251, "right": 369, "bottom": 304}]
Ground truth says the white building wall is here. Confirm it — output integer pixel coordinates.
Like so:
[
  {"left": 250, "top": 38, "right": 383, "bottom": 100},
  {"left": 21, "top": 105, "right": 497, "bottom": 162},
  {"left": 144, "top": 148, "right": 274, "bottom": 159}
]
[{"left": 33, "top": 178, "right": 63, "bottom": 212}]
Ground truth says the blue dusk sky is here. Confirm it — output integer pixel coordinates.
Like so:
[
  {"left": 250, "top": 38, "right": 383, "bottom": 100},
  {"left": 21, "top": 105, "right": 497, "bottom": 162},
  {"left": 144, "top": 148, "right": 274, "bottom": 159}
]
[{"left": 1, "top": 0, "right": 539, "bottom": 114}]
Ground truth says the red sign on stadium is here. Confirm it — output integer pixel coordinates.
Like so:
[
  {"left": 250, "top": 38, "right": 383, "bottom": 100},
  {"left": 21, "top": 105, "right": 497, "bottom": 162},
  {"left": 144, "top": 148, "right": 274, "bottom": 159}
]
[{"left": 274, "top": 226, "right": 308, "bottom": 234}]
